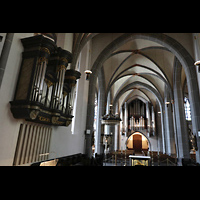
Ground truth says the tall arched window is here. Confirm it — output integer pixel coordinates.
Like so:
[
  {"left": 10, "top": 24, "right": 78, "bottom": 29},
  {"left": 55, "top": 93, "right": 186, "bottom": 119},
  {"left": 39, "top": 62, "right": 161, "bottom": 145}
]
[
  {"left": 92, "top": 94, "right": 98, "bottom": 153},
  {"left": 71, "top": 59, "right": 80, "bottom": 134},
  {"left": 93, "top": 94, "right": 98, "bottom": 131},
  {"left": 184, "top": 97, "right": 191, "bottom": 121}
]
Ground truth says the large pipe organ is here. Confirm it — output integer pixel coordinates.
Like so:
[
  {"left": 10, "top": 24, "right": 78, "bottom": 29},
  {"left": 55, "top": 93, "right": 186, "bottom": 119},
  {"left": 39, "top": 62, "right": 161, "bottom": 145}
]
[
  {"left": 126, "top": 99, "right": 155, "bottom": 136},
  {"left": 10, "top": 34, "right": 81, "bottom": 127},
  {"left": 128, "top": 99, "right": 146, "bottom": 131}
]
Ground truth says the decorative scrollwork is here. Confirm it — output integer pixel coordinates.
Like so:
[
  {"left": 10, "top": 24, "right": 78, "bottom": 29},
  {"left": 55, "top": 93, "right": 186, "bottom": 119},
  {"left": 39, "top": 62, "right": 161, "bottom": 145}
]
[
  {"left": 52, "top": 116, "right": 60, "bottom": 124},
  {"left": 38, "top": 57, "right": 48, "bottom": 64},
  {"left": 30, "top": 110, "right": 40, "bottom": 120},
  {"left": 40, "top": 47, "right": 50, "bottom": 55},
  {"left": 60, "top": 57, "right": 68, "bottom": 63},
  {"left": 56, "top": 65, "right": 67, "bottom": 72}
]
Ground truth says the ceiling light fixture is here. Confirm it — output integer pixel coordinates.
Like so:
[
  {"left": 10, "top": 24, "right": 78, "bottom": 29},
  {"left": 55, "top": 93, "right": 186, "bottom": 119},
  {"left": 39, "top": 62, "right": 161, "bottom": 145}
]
[
  {"left": 84, "top": 70, "right": 92, "bottom": 80},
  {"left": 194, "top": 60, "right": 200, "bottom": 73}
]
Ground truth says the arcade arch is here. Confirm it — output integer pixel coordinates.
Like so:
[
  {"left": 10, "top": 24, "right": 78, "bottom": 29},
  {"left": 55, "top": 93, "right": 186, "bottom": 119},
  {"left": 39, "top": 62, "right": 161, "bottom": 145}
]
[
  {"left": 126, "top": 131, "right": 151, "bottom": 152},
  {"left": 83, "top": 33, "right": 200, "bottom": 164}
]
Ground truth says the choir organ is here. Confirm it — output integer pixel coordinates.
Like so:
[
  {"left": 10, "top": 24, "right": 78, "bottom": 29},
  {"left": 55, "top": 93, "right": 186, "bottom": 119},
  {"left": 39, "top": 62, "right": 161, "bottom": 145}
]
[{"left": 10, "top": 34, "right": 81, "bottom": 127}]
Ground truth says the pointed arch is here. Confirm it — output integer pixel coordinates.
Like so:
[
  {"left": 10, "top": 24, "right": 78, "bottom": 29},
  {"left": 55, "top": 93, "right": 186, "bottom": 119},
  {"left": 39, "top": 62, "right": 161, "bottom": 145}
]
[
  {"left": 126, "top": 130, "right": 152, "bottom": 151},
  {"left": 85, "top": 33, "right": 200, "bottom": 159}
]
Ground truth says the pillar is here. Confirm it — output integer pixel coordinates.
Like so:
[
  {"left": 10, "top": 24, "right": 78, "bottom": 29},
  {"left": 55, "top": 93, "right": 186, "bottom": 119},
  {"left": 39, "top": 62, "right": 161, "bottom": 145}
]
[
  {"left": 114, "top": 103, "right": 119, "bottom": 151},
  {"left": 174, "top": 58, "right": 190, "bottom": 164},
  {"left": 151, "top": 105, "right": 155, "bottom": 136},
  {"left": 146, "top": 102, "right": 151, "bottom": 135},
  {"left": 104, "top": 91, "right": 111, "bottom": 135},
  {"left": 164, "top": 85, "right": 176, "bottom": 156},
  {"left": 124, "top": 102, "right": 128, "bottom": 137},
  {"left": 95, "top": 89, "right": 104, "bottom": 155}
]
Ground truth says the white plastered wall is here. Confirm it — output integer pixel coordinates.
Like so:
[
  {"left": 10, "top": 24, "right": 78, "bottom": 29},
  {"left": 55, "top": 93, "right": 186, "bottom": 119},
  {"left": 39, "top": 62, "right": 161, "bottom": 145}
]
[
  {"left": 0, "top": 33, "right": 33, "bottom": 165},
  {"left": 0, "top": 33, "right": 90, "bottom": 165}
]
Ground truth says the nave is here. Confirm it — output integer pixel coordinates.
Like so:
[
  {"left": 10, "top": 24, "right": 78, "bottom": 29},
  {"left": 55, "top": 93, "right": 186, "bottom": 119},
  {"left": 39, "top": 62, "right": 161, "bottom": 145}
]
[{"left": 1, "top": 33, "right": 200, "bottom": 166}]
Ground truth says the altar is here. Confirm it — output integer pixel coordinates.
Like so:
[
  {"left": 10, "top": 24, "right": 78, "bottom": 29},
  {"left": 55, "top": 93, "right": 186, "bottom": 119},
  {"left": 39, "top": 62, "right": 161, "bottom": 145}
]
[{"left": 129, "top": 155, "right": 151, "bottom": 166}]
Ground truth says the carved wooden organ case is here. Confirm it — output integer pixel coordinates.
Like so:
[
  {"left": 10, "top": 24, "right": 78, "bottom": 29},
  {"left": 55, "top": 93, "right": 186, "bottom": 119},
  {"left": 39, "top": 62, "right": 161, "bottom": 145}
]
[{"left": 10, "top": 35, "right": 81, "bottom": 127}]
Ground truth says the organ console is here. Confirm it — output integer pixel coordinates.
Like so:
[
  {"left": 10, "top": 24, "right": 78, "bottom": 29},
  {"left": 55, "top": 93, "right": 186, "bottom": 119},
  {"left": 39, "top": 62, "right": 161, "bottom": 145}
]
[{"left": 10, "top": 34, "right": 81, "bottom": 127}]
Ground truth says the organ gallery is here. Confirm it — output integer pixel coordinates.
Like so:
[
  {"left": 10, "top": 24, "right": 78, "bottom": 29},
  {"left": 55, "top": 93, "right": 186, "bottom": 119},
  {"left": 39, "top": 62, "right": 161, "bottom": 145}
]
[{"left": 1, "top": 33, "right": 200, "bottom": 166}]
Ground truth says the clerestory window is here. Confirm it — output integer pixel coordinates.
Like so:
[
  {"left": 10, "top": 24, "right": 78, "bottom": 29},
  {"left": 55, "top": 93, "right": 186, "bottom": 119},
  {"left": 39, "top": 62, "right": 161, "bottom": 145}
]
[{"left": 184, "top": 97, "right": 191, "bottom": 121}]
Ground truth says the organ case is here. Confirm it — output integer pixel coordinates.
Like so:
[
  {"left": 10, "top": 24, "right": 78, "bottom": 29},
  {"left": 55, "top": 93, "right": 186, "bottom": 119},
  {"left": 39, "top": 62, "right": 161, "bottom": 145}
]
[{"left": 10, "top": 35, "right": 81, "bottom": 127}]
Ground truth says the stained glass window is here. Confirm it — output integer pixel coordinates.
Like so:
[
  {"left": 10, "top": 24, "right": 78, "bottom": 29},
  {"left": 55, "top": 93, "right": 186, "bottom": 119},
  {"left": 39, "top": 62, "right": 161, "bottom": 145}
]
[{"left": 184, "top": 97, "right": 191, "bottom": 121}]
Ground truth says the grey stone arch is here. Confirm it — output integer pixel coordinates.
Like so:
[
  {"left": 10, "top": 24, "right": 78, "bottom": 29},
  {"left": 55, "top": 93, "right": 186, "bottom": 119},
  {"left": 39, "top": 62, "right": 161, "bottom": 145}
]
[
  {"left": 93, "top": 66, "right": 106, "bottom": 155},
  {"left": 108, "top": 69, "right": 174, "bottom": 151},
  {"left": 71, "top": 33, "right": 99, "bottom": 70},
  {"left": 119, "top": 91, "right": 152, "bottom": 135},
  {"left": 85, "top": 33, "right": 200, "bottom": 159},
  {"left": 106, "top": 48, "right": 173, "bottom": 102},
  {"left": 107, "top": 46, "right": 171, "bottom": 89},
  {"left": 119, "top": 91, "right": 151, "bottom": 138},
  {"left": 117, "top": 83, "right": 156, "bottom": 118},
  {"left": 107, "top": 64, "right": 172, "bottom": 100},
  {"left": 124, "top": 93, "right": 151, "bottom": 105},
  {"left": 104, "top": 53, "right": 174, "bottom": 143},
  {"left": 125, "top": 130, "right": 152, "bottom": 151},
  {"left": 113, "top": 73, "right": 164, "bottom": 110},
  {"left": 112, "top": 81, "right": 166, "bottom": 153},
  {"left": 109, "top": 70, "right": 173, "bottom": 145},
  {"left": 111, "top": 73, "right": 169, "bottom": 104},
  {"left": 116, "top": 76, "right": 175, "bottom": 155},
  {"left": 173, "top": 57, "right": 190, "bottom": 162},
  {"left": 113, "top": 75, "right": 164, "bottom": 114},
  {"left": 114, "top": 71, "right": 175, "bottom": 155},
  {"left": 109, "top": 46, "right": 172, "bottom": 84}
]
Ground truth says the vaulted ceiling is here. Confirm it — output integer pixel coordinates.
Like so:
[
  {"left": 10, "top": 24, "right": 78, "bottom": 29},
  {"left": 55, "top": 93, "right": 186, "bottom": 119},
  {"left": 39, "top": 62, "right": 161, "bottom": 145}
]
[{"left": 73, "top": 33, "right": 194, "bottom": 111}]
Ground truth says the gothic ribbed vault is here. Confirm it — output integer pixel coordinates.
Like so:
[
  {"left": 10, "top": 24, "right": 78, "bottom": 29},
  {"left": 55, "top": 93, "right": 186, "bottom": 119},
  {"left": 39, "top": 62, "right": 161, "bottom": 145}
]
[{"left": 72, "top": 33, "right": 200, "bottom": 164}]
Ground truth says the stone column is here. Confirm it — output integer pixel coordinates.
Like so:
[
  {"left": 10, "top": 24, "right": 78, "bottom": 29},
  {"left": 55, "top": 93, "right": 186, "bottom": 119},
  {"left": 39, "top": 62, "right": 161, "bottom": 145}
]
[
  {"left": 156, "top": 101, "right": 162, "bottom": 153},
  {"left": 95, "top": 89, "right": 104, "bottom": 155},
  {"left": 174, "top": 58, "right": 190, "bottom": 164},
  {"left": 151, "top": 105, "right": 155, "bottom": 136},
  {"left": 85, "top": 67, "right": 105, "bottom": 157},
  {"left": 124, "top": 102, "right": 128, "bottom": 137},
  {"left": 164, "top": 85, "right": 176, "bottom": 156},
  {"left": 146, "top": 102, "right": 150, "bottom": 134},
  {"left": 114, "top": 103, "right": 119, "bottom": 151},
  {"left": 104, "top": 91, "right": 111, "bottom": 135},
  {"left": 192, "top": 33, "right": 200, "bottom": 94}
]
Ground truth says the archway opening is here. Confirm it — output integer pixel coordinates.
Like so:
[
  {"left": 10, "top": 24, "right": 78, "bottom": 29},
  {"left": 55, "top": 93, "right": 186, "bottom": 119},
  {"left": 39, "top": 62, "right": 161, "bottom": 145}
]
[{"left": 127, "top": 132, "right": 149, "bottom": 154}]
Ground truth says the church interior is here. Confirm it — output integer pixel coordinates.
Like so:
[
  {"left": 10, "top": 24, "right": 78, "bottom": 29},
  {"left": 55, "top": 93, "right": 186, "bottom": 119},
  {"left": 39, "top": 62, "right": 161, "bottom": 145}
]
[{"left": 0, "top": 33, "right": 200, "bottom": 166}]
